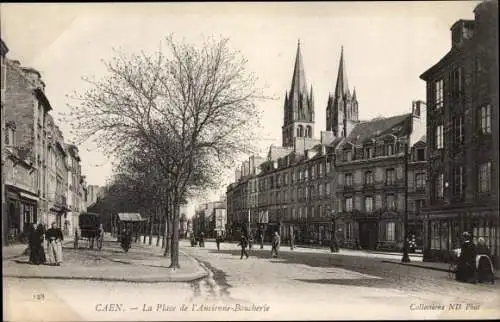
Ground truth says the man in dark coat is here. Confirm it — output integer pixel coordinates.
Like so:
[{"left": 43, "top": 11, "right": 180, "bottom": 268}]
[
  {"left": 239, "top": 235, "right": 249, "bottom": 259},
  {"left": 456, "top": 232, "right": 477, "bottom": 283}
]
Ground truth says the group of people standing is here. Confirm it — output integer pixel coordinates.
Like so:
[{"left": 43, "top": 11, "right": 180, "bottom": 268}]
[
  {"left": 27, "top": 222, "right": 64, "bottom": 266},
  {"left": 456, "top": 232, "right": 495, "bottom": 284},
  {"left": 238, "top": 231, "right": 281, "bottom": 259}
]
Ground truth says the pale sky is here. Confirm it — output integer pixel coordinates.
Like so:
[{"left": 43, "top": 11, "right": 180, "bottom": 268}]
[{"left": 1, "top": 1, "right": 480, "bottom": 211}]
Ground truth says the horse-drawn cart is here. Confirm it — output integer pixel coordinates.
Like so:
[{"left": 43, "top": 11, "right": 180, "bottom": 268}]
[{"left": 78, "top": 212, "right": 101, "bottom": 249}]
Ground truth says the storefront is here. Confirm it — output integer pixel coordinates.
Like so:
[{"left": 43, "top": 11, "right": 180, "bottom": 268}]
[
  {"left": 5, "top": 186, "right": 38, "bottom": 243},
  {"left": 424, "top": 210, "right": 499, "bottom": 264}
]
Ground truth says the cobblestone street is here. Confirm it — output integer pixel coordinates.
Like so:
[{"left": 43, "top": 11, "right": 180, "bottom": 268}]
[{"left": 4, "top": 239, "right": 500, "bottom": 321}]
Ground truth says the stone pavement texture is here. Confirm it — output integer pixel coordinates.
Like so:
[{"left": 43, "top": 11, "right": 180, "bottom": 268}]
[{"left": 2, "top": 236, "right": 207, "bottom": 283}]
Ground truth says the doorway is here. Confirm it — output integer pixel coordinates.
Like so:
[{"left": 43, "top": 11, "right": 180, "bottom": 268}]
[{"left": 359, "top": 221, "right": 378, "bottom": 250}]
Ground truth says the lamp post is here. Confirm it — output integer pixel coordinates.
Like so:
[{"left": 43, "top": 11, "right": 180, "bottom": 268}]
[{"left": 401, "top": 138, "right": 411, "bottom": 263}]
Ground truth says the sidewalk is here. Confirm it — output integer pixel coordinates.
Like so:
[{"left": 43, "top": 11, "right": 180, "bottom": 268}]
[
  {"left": 3, "top": 236, "right": 207, "bottom": 283},
  {"left": 382, "top": 259, "right": 500, "bottom": 280}
]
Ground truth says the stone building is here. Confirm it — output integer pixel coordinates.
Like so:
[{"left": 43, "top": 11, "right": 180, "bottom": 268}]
[
  {"left": 3, "top": 58, "right": 52, "bottom": 241},
  {"left": 1, "top": 37, "right": 9, "bottom": 244},
  {"left": 334, "top": 102, "right": 427, "bottom": 251},
  {"left": 65, "top": 144, "right": 84, "bottom": 237},
  {"left": 420, "top": 0, "right": 499, "bottom": 263}
]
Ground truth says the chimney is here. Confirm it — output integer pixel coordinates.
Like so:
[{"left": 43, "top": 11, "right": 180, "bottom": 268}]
[
  {"left": 412, "top": 100, "right": 426, "bottom": 118},
  {"left": 450, "top": 20, "right": 475, "bottom": 48}
]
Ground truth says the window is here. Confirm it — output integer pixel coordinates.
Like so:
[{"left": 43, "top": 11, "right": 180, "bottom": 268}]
[
  {"left": 478, "top": 162, "right": 491, "bottom": 193},
  {"left": 364, "top": 146, "right": 374, "bottom": 159},
  {"left": 319, "top": 184, "right": 324, "bottom": 197},
  {"left": 345, "top": 150, "right": 353, "bottom": 162},
  {"left": 435, "top": 124, "right": 444, "bottom": 149},
  {"left": 345, "top": 173, "right": 353, "bottom": 187},
  {"left": 479, "top": 105, "right": 491, "bottom": 134},
  {"left": 319, "top": 163, "right": 324, "bottom": 177},
  {"left": 5, "top": 126, "right": 15, "bottom": 146},
  {"left": 434, "top": 79, "right": 444, "bottom": 109},
  {"left": 453, "top": 166, "right": 465, "bottom": 197},
  {"left": 415, "top": 199, "right": 425, "bottom": 213},
  {"left": 453, "top": 115, "right": 464, "bottom": 146},
  {"left": 450, "top": 67, "right": 463, "bottom": 99},
  {"left": 386, "top": 194, "right": 396, "bottom": 210},
  {"left": 385, "top": 168, "right": 395, "bottom": 185},
  {"left": 386, "top": 222, "right": 396, "bottom": 241},
  {"left": 435, "top": 173, "right": 444, "bottom": 200},
  {"left": 364, "top": 171, "right": 374, "bottom": 185},
  {"left": 386, "top": 144, "right": 394, "bottom": 156},
  {"left": 311, "top": 166, "right": 315, "bottom": 179},
  {"left": 415, "top": 173, "right": 425, "bottom": 190},
  {"left": 345, "top": 223, "right": 352, "bottom": 240},
  {"left": 430, "top": 222, "right": 440, "bottom": 250},
  {"left": 345, "top": 197, "right": 353, "bottom": 212},
  {"left": 326, "top": 182, "right": 330, "bottom": 195},
  {"left": 416, "top": 148, "right": 425, "bottom": 161},
  {"left": 365, "top": 197, "right": 373, "bottom": 213}
]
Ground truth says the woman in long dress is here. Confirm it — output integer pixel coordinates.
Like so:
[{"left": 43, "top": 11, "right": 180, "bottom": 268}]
[
  {"left": 30, "top": 224, "right": 46, "bottom": 265},
  {"left": 46, "top": 222, "right": 64, "bottom": 266}
]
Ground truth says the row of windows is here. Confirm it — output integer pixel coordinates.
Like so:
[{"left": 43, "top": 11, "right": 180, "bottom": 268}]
[
  {"left": 342, "top": 145, "right": 426, "bottom": 163},
  {"left": 432, "top": 161, "right": 492, "bottom": 200},
  {"left": 343, "top": 168, "right": 419, "bottom": 187},
  {"left": 254, "top": 161, "right": 333, "bottom": 192},
  {"left": 340, "top": 195, "right": 425, "bottom": 213},
  {"left": 433, "top": 104, "right": 491, "bottom": 150}
]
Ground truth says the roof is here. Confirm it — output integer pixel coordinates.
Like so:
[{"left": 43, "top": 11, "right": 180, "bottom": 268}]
[
  {"left": 345, "top": 113, "right": 411, "bottom": 145},
  {"left": 268, "top": 145, "right": 293, "bottom": 161},
  {"left": 118, "top": 213, "right": 144, "bottom": 222}
]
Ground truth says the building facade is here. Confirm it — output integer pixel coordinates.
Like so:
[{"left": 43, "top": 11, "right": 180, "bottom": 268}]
[
  {"left": 65, "top": 144, "right": 84, "bottom": 237},
  {"left": 1, "top": 37, "right": 9, "bottom": 245},
  {"left": 420, "top": 0, "right": 499, "bottom": 263},
  {"left": 4, "top": 59, "right": 52, "bottom": 242},
  {"left": 334, "top": 103, "right": 427, "bottom": 251}
]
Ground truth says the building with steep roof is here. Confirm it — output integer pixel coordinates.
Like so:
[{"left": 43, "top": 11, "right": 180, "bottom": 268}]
[{"left": 420, "top": 0, "right": 499, "bottom": 263}]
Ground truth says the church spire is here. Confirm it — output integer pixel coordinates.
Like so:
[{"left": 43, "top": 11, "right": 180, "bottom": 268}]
[
  {"left": 289, "top": 39, "right": 308, "bottom": 99},
  {"left": 334, "top": 46, "right": 350, "bottom": 98},
  {"left": 352, "top": 87, "right": 357, "bottom": 100}
]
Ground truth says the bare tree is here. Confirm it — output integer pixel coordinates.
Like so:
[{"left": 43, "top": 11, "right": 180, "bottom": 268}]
[{"left": 67, "top": 35, "right": 263, "bottom": 269}]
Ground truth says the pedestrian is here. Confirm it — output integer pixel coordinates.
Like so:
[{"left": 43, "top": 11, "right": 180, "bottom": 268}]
[
  {"left": 216, "top": 234, "right": 221, "bottom": 251},
  {"left": 290, "top": 230, "right": 295, "bottom": 250},
  {"left": 199, "top": 232, "right": 205, "bottom": 247},
  {"left": 74, "top": 227, "right": 79, "bottom": 249},
  {"left": 271, "top": 231, "right": 280, "bottom": 258},
  {"left": 97, "top": 224, "right": 105, "bottom": 251},
  {"left": 238, "top": 235, "right": 249, "bottom": 259},
  {"left": 330, "top": 233, "right": 339, "bottom": 253},
  {"left": 46, "top": 222, "right": 64, "bottom": 266},
  {"left": 456, "top": 232, "right": 476, "bottom": 283},
  {"left": 259, "top": 232, "right": 264, "bottom": 249}
]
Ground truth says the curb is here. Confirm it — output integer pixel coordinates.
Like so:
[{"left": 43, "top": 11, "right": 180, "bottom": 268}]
[
  {"left": 2, "top": 272, "right": 207, "bottom": 283},
  {"left": 382, "top": 260, "right": 500, "bottom": 280},
  {"left": 180, "top": 249, "right": 210, "bottom": 279}
]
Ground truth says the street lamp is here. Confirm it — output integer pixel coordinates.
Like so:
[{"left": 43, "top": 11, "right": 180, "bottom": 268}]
[{"left": 401, "top": 138, "right": 411, "bottom": 263}]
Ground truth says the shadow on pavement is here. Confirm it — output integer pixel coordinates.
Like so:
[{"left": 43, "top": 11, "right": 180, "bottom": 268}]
[
  {"left": 206, "top": 247, "right": 384, "bottom": 278},
  {"left": 294, "top": 278, "right": 391, "bottom": 288}
]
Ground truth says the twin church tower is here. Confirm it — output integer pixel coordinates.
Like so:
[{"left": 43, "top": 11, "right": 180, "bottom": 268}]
[{"left": 282, "top": 41, "right": 359, "bottom": 148}]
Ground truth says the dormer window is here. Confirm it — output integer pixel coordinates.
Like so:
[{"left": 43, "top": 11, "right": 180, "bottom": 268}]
[
  {"left": 385, "top": 144, "right": 394, "bottom": 156},
  {"left": 364, "top": 146, "right": 374, "bottom": 159},
  {"left": 345, "top": 150, "right": 353, "bottom": 162}
]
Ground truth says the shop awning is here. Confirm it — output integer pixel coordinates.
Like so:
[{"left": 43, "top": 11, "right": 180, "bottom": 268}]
[
  {"left": 118, "top": 213, "right": 144, "bottom": 222},
  {"left": 20, "top": 192, "right": 39, "bottom": 201}
]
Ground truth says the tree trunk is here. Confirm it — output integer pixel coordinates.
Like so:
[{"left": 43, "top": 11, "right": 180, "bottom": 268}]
[
  {"left": 170, "top": 196, "right": 180, "bottom": 269},
  {"left": 149, "top": 210, "right": 153, "bottom": 245},
  {"left": 163, "top": 201, "right": 170, "bottom": 256},
  {"left": 161, "top": 214, "right": 166, "bottom": 249},
  {"left": 156, "top": 207, "right": 161, "bottom": 247}
]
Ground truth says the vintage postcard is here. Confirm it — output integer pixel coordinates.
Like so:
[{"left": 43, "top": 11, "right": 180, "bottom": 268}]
[{"left": 1, "top": 1, "right": 499, "bottom": 321}]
